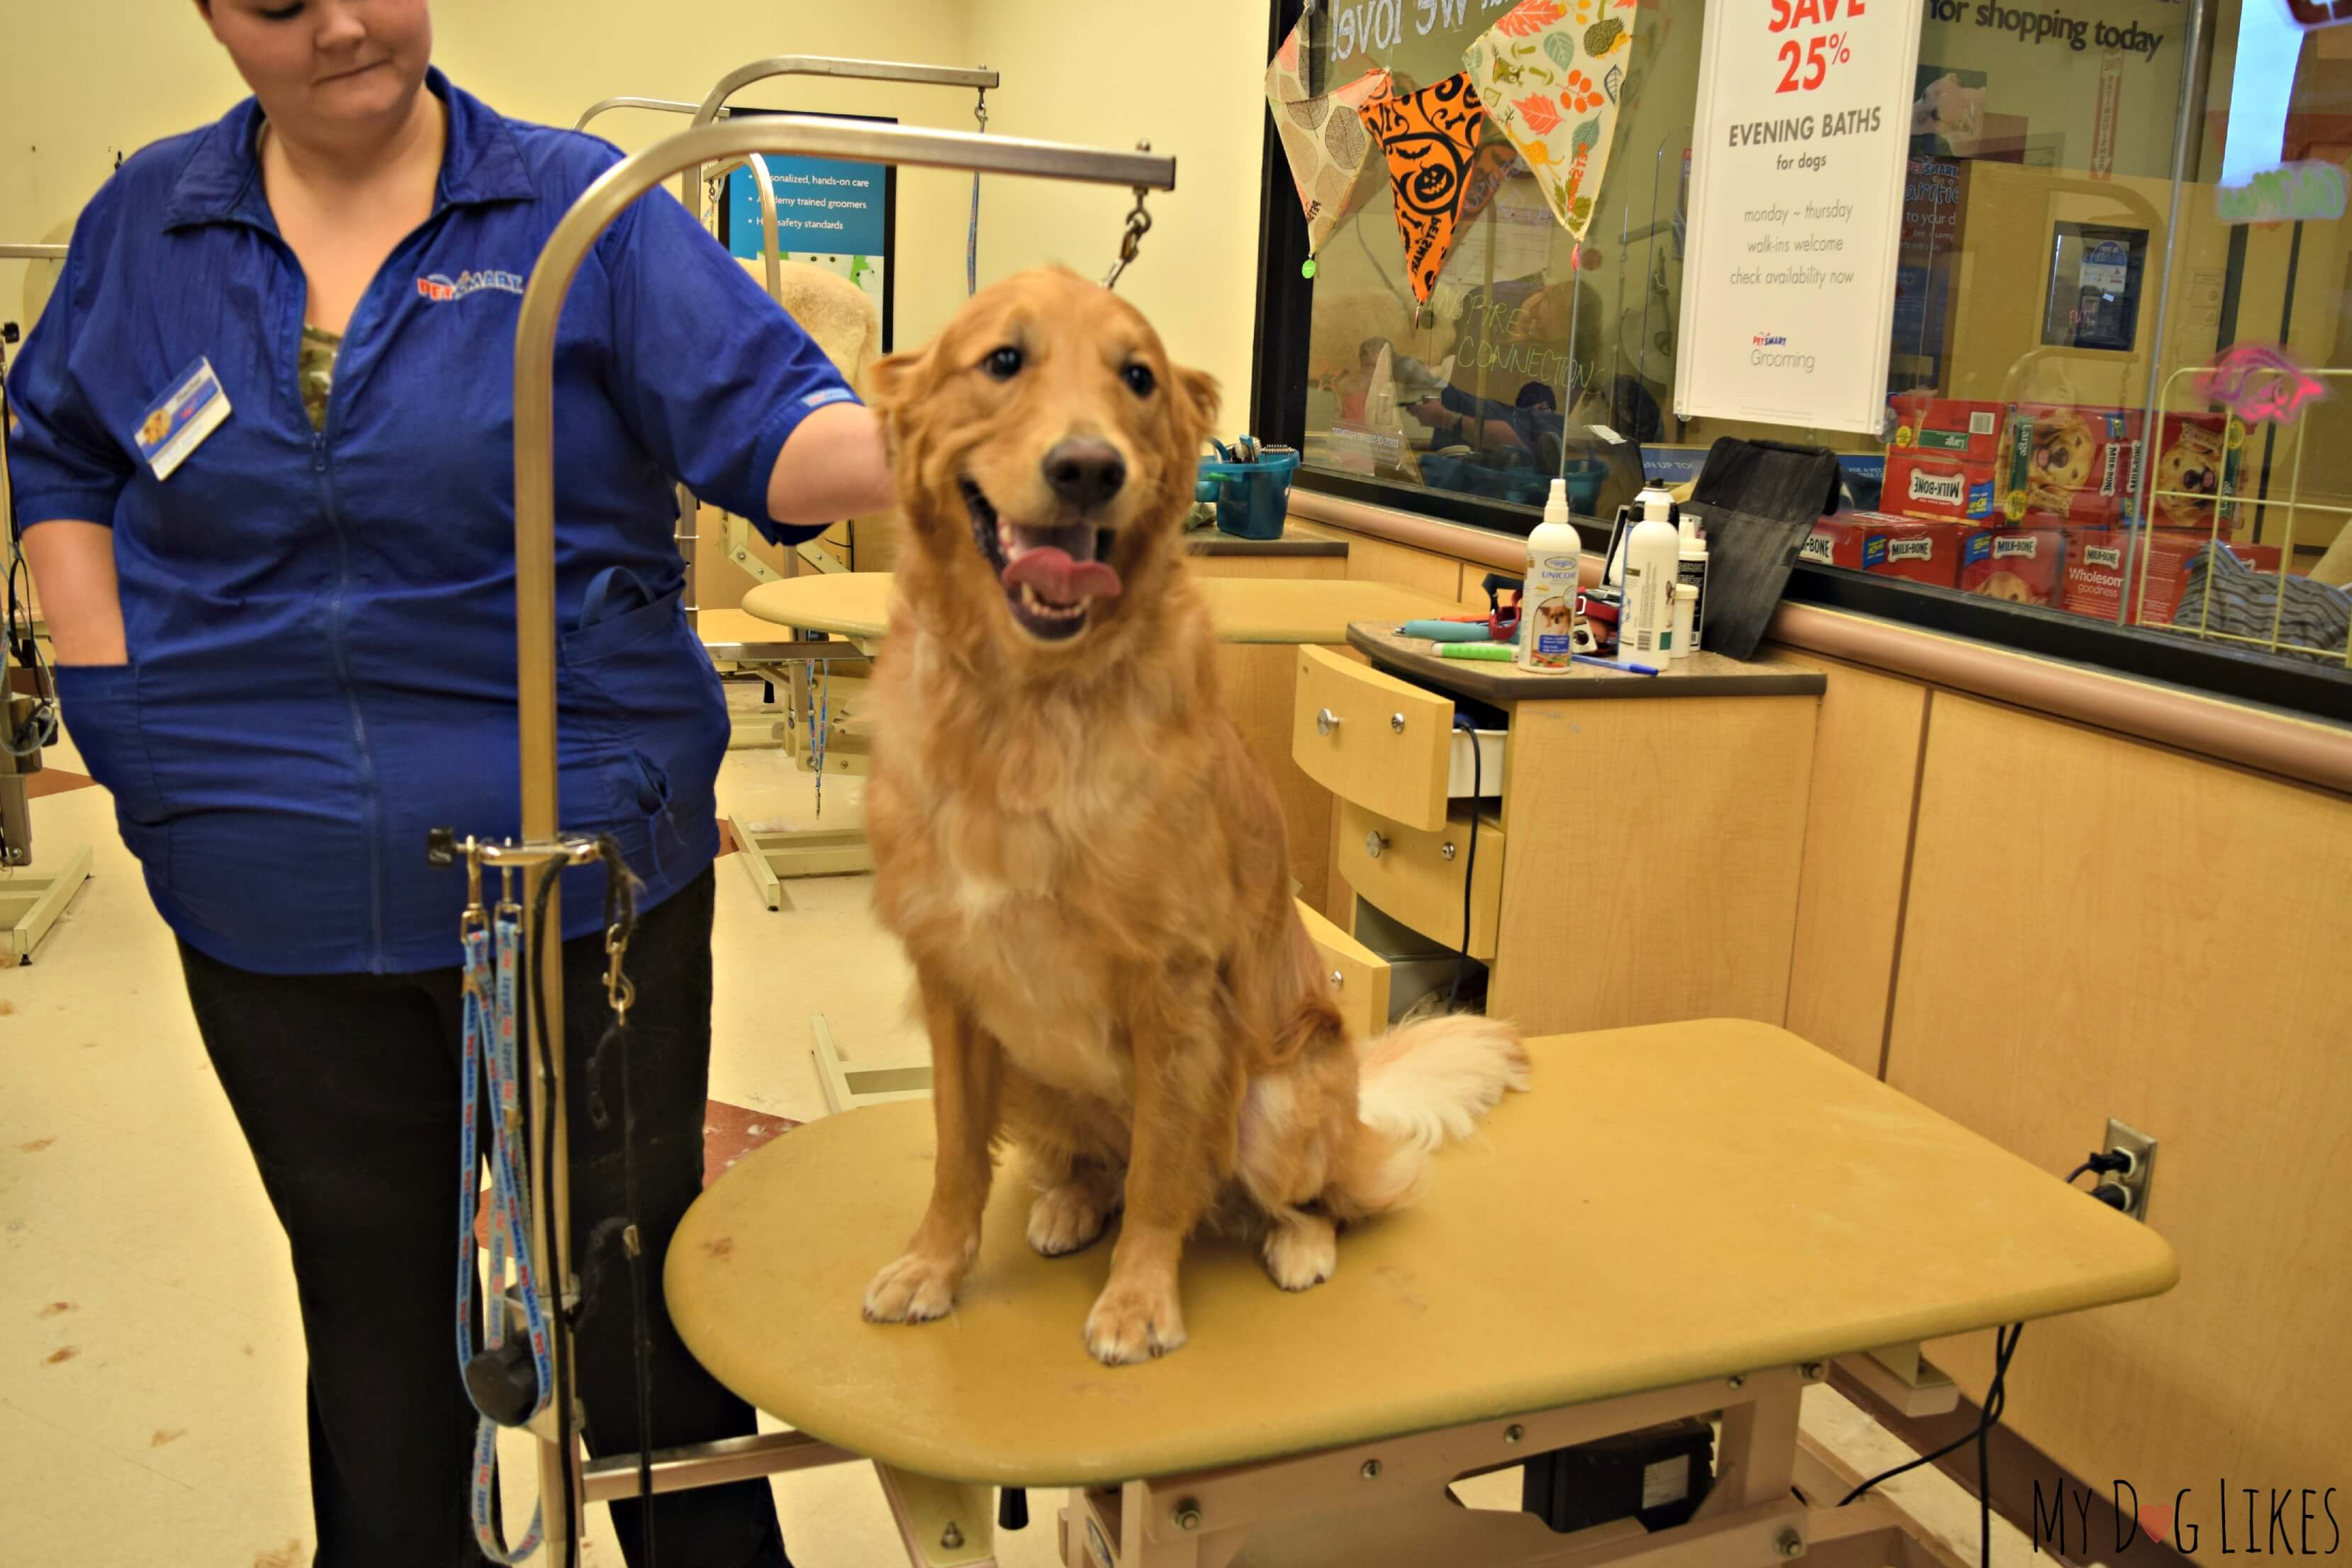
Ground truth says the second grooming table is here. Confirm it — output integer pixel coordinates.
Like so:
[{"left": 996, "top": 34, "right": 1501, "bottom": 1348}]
[{"left": 663, "top": 1019, "right": 2180, "bottom": 1567}]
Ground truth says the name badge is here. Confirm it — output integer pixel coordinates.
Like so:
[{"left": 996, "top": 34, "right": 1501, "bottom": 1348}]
[{"left": 135, "top": 358, "right": 231, "bottom": 481}]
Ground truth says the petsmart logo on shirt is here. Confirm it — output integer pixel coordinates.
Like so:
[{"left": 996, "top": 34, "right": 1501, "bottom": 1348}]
[{"left": 415, "top": 269, "right": 525, "bottom": 303}]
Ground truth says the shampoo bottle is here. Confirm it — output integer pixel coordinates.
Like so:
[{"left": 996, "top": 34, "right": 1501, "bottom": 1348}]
[
  {"left": 1676, "top": 514, "right": 1709, "bottom": 654},
  {"left": 1620, "top": 484, "right": 1679, "bottom": 663},
  {"left": 1519, "top": 478, "right": 1582, "bottom": 671}
]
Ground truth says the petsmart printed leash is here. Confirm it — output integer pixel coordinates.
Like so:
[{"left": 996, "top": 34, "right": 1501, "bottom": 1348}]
[{"left": 456, "top": 880, "right": 555, "bottom": 1562}]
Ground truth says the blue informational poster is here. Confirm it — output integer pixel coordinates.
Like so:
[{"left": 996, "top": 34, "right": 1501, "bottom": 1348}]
[
  {"left": 727, "top": 155, "right": 889, "bottom": 255},
  {"left": 718, "top": 110, "right": 898, "bottom": 351}
]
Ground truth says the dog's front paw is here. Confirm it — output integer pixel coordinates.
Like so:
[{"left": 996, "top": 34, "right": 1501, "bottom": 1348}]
[
  {"left": 1027, "top": 1183, "right": 1114, "bottom": 1257},
  {"left": 1083, "top": 1279, "right": 1187, "bottom": 1365},
  {"left": 1262, "top": 1213, "right": 1336, "bottom": 1292},
  {"left": 862, "top": 1251, "right": 964, "bottom": 1324}
]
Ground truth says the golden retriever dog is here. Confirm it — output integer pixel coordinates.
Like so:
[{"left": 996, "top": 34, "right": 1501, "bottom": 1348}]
[{"left": 853, "top": 268, "right": 1528, "bottom": 1365}]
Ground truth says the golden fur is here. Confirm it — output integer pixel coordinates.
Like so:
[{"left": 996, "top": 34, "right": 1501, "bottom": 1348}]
[{"left": 856, "top": 268, "right": 1527, "bottom": 1365}]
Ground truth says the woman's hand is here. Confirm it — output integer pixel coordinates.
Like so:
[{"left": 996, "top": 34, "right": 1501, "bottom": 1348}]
[
  {"left": 766, "top": 402, "right": 895, "bottom": 529},
  {"left": 20, "top": 521, "right": 128, "bottom": 666}
]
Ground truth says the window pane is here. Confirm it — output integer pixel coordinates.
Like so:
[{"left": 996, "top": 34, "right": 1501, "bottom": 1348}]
[{"left": 1289, "top": 0, "right": 2352, "bottom": 683}]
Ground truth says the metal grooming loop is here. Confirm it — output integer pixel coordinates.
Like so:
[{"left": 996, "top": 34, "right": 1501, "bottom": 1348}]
[
  {"left": 573, "top": 96, "right": 722, "bottom": 132},
  {"left": 500, "top": 118, "right": 1175, "bottom": 1560},
  {"left": 668, "top": 58, "right": 999, "bottom": 629}
]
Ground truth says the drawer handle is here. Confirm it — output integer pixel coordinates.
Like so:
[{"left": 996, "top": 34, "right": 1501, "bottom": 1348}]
[
  {"left": 1330, "top": 970, "right": 1345, "bottom": 991},
  {"left": 1389, "top": 712, "right": 1406, "bottom": 734},
  {"left": 1316, "top": 707, "right": 1342, "bottom": 737},
  {"left": 1440, "top": 841, "right": 1457, "bottom": 862},
  {"left": 1365, "top": 830, "right": 1389, "bottom": 860}
]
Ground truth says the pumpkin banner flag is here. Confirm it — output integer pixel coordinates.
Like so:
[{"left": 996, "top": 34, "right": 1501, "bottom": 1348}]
[
  {"left": 1461, "top": 0, "right": 1634, "bottom": 239},
  {"left": 1358, "top": 74, "right": 1489, "bottom": 304},
  {"left": 1263, "top": 18, "right": 1395, "bottom": 255}
]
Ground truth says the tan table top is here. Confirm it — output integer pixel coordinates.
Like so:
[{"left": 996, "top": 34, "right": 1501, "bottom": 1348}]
[
  {"left": 666, "top": 1021, "right": 2177, "bottom": 1486},
  {"left": 1349, "top": 624, "right": 1830, "bottom": 702},
  {"left": 739, "top": 573, "right": 1457, "bottom": 646}
]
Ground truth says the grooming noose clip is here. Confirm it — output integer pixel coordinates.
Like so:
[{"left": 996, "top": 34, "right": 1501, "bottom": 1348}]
[{"left": 1101, "top": 151, "right": 1155, "bottom": 291}]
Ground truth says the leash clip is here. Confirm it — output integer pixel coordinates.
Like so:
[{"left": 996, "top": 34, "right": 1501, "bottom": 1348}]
[
  {"left": 1102, "top": 167, "right": 1154, "bottom": 290},
  {"left": 604, "top": 922, "right": 636, "bottom": 1026}
]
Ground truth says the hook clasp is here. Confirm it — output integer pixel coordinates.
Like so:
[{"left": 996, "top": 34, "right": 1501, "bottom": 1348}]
[{"left": 1102, "top": 176, "right": 1154, "bottom": 291}]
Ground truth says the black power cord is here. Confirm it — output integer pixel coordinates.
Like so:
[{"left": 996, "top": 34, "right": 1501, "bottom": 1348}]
[
  {"left": 523, "top": 866, "right": 584, "bottom": 1568},
  {"left": 1447, "top": 713, "right": 1482, "bottom": 1009},
  {"left": 1839, "top": 1321, "right": 2023, "bottom": 1568}
]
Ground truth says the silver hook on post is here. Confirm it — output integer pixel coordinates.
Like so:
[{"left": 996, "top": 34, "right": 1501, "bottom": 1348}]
[{"left": 1102, "top": 147, "right": 1155, "bottom": 291}]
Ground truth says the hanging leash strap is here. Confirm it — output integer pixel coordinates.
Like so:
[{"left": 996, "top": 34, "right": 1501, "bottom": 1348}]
[
  {"left": 812, "top": 661, "right": 832, "bottom": 819},
  {"left": 457, "top": 877, "right": 554, "bottom": 1564},
  {"left": 581, "top": 838, "right": 654, "bottom": 1567},
  {"left": 967, "top": 88, "right": 987, "bottom": 297}
]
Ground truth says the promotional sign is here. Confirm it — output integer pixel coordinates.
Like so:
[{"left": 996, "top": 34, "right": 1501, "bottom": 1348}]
[
  {"left": 1674, "top": 0, "right": 1925, "bottom": 435},
  {"left": 720, "top": 110, "right": 897, "bottom": 349}
]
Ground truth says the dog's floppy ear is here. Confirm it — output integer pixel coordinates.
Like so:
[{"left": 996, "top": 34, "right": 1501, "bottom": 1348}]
[
  {"left": 1172, "top": 364, "right": 1222, "bottom": 454},
  {"left": 865, "top": 346, "right": 924, "bottom": 413}
]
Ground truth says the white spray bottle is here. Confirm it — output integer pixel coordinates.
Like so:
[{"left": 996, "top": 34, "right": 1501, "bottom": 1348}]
[
  {"left": 1620, "top": 483, "right": 1680, "bottom": 663},
  {"left": 1519, "top": 478, "right": 1582, "bottom": 671}
]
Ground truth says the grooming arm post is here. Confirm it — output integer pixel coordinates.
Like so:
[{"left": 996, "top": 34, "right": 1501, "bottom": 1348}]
[{"left": 507, "top": 118, "right": 1173, "bottom": 1530}]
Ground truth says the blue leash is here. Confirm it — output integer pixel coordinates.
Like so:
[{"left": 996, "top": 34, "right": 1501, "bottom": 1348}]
[{"left": 457, "top": 902, "right": 556, "bottom": 1563}]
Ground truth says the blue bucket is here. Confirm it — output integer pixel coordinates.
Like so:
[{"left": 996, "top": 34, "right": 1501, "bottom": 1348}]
[{"left": 1196, "top": 449, "right": 1301, "bottom": 540}]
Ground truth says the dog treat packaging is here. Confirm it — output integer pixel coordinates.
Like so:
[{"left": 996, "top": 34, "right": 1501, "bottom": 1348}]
[
  {"left": 1888, "top": 396, "right": 2011, "bottom": 464},
  {"left": 1959, "top": 528, "right": 2071, "bottom": 607},
  {"left": 2061, "top": 529, "right": 2283, "bottom": 625},
  {"left": 1802, "top": 515, "right": 1966, "bottom": 587},
  {"left": 2144, "top": 413, "right": 2245, "bottom": 532},
  {"left": 1881, "top": 450, "right": 2000, "bottom": 525},
  {"left": 2004, "top": 405, "right": 2142, "bottom": 526}
]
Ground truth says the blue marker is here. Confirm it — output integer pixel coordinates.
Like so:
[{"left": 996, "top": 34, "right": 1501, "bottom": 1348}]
[{"left": 1572, "top": 653, "right": 1661, "bottom": 676}]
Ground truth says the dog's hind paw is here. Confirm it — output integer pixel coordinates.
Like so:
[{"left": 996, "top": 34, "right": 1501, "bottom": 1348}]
[
  {"left": 1261, "top": 1212, "right": 1336, "bottom": 1292},
  {"left": 862, "top": 1251, "right": 963, "bottom": 1324},
  {"left": 1083, "top": 1281, "right": 1187, "bottom": 1365},
  {"left": 1027, "top": 1182, "right": 1115, "bottom": 1257}
]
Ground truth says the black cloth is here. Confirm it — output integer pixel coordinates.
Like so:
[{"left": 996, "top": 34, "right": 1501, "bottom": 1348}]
[
  {"left": 1686, "top": 438, "right": 1845, "bottom": 661},
  {"left": 179, "top": 867, "right": 789, "bottom": 1568}
]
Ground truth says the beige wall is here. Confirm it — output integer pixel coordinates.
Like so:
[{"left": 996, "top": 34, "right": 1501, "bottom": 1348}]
[
  {"left": 0, "top": 1, "right": 980, "bottom": 354},
  {"left": 968, "top": 0, "right": 1267, "bottom": 430},
  {"left": 1, "top": 1, "right": 1269, "bottom": 420}
]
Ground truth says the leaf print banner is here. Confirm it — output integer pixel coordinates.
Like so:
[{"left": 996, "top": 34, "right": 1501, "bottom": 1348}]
[
  {"left": 1462, "top": 0, "right": 1635, "bottom": 240},
  {"left": 1265, "top": 16, "right": 1395, "bottom": 255},
  {"left": 1358, "top": 73, "right": 1489, "bottom": 304}
]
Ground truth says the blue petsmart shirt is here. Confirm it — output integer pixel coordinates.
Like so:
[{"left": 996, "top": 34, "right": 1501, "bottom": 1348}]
[{"left": 6, "top": 72, "right": 854, "bottom": 975}]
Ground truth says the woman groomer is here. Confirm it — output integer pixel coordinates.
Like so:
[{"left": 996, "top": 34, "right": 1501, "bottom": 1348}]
[{"left": 8, "top": 4, "right": 887, "bottom": 1564}]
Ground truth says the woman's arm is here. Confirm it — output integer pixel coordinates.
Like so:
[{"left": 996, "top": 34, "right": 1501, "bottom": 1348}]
[
  {"left": 20, "top": 522, "right": 128, "bottom": 666},
  {"left": 766, "top": 401, "right": 895, "bottom": 530}
]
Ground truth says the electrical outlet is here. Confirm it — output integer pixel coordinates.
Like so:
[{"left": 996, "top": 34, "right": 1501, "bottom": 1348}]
[{"left": 2102, "top": 1118, "right": 2158, "bottom": 1223}]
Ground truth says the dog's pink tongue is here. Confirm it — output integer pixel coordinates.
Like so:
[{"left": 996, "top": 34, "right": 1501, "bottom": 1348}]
[{"left": 1002, "top": 547, "right": 1123, "bottom": 601}]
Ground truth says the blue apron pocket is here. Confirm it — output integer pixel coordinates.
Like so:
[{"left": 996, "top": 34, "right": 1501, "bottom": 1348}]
[{"left": 53, "top": 663, "right": 172, "bottom": 886}]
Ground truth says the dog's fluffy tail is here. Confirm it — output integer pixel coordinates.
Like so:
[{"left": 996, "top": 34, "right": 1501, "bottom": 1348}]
[{"left": 1326, "top": 1012, "right": 1529, "bottom": 1221}]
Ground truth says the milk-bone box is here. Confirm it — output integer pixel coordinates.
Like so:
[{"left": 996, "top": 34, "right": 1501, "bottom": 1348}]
[
  {"left": 1803, "top": 515, "right": 1966, "bottom": 587},
  {"left": 1883, "top": 449, "right": 2000, "bottom": 525},
  {"left": 1888, "top": 396, "right": 2010, "bottom": 464},
  {"left": 1959, "top": 527, "right": 2071, "bottom": 607},
  {"left": 2061, "top": 530, "right": 2283, "bottom": 625},
  {"left": 2004, "top": 405, "right": 2141, "bottom": 526}
]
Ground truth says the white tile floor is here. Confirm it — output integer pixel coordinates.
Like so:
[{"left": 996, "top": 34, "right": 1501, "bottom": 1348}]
[{"left": 4, "top": 693, "right": 2042, "bottom": 1568}]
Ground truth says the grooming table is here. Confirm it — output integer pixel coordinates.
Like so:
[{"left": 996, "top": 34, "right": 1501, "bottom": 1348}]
[
  {"left": 735, "top": 572, "right": 1461, "bottom": 1111},
  {"left": 664, "top": 1021, "right": 2178, "bottom": 1568}
]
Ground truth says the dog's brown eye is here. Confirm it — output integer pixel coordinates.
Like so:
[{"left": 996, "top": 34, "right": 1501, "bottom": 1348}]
[
  {"left": 1121, "top": 364, "right": 1157, "bottom": 398},
  {"left": 983, "top": 346, "right": 1024, "bottom": 381}
]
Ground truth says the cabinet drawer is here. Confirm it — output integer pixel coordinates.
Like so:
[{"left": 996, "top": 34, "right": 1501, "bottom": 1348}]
[
  {"left": 1292, "top": 645, "right": 1459, "bottom": 830},
  {"left": 1336, "top": 798, "right": 1505, "bottom": 961},
  {"left": 1294, "top": 897, "right": 1391, "bottom": 1045}
]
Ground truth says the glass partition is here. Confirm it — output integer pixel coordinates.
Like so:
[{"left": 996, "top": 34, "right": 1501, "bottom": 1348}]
[{"left": 1259, "top": 0, "right": 2352, "bottom": 712}]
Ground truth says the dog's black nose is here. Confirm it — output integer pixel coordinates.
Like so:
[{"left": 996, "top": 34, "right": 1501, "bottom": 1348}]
[{"left": 1043, "top": 439, "right": 1127, "bottom": 510}]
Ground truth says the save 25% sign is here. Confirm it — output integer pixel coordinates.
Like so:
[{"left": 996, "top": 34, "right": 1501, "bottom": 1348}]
[{"left": 1772, "top": 0, "right": 1864, "bottom": 93}]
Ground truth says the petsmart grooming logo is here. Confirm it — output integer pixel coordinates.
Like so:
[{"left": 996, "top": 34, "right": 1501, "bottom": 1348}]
[
  {"left": 1752, "top": 332, "right": 1789, "bottom": 347},
  {"left": 415, "top": 268, "right": 525, "bottom": 304}
]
